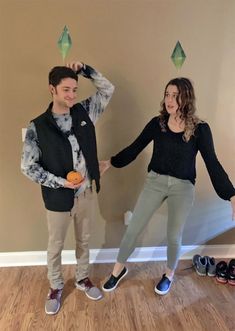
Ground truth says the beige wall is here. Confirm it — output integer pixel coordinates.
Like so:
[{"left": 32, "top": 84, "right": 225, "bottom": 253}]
[{"left": 0, "top": 0, "right": 235, "bottom": 252}]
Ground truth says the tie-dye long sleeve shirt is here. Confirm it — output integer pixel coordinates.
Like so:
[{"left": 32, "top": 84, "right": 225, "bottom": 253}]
[{"left": 21, "top": 64, "right": 114, "bottom": 195}]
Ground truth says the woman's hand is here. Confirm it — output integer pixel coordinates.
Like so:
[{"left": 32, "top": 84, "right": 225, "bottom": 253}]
[
  {"left": 230, "top": 196, "right": 235, "bottom": 220},
  {"left": 99, "top": 160, "right": 111, "bottom": 176}
]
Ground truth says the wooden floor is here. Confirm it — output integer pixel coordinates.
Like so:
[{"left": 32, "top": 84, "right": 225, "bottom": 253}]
[{"left": 0, "top": 261, "right": 234, "bottom": 331}]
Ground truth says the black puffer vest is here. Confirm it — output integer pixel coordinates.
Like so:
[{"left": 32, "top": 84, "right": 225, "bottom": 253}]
[{"left": 33, "top": 102, "right": 100, "bottom": 211}]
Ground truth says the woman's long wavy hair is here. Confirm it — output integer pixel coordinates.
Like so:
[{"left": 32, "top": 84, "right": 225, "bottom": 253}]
[{"left": 159, "top": 78, "right": 202, "bottom": 142}]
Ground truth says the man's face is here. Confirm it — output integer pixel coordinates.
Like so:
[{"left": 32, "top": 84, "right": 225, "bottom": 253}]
[{"left": 50, "top": 78, "right": 78, "bottom": 109}]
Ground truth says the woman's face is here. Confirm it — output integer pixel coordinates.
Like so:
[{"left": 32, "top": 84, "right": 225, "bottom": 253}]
[{"left": 164, "top": 84, "right": 180, "bottom": 116}]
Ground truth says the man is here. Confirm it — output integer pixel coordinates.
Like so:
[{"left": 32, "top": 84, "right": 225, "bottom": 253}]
[{"left": 21, "top": 61, "right": 114, "bottom": 315}]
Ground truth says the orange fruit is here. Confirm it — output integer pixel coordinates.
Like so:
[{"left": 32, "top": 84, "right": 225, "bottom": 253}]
[{"left": 66, "top": 171, "right": 83, "bottom": 184}]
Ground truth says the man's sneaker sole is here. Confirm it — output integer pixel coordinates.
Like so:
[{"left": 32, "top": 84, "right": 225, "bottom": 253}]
[
  {"left": 84, "top": 291, "right": 103, "bottom": 300},
  {"left": 102, "top": 268, "right": 128, "bottom": 292},
  {"left": 45, "top": 304, "right": 60, "bottom": 315},
  {"left": 75, "top": 283, "right": 103, "bottom": 301}
]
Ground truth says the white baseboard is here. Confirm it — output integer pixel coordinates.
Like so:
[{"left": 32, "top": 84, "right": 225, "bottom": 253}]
[{"left": 0, "top": 245, "right": 235, "bottom": 267}]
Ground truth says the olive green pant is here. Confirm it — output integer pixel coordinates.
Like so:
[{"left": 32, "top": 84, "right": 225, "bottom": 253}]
[
  {"left": 117, "top": 171, "right": 195, "bottom": 270},
  {"left": 46, "top": 190, "right": 93, "bottom": 290}
]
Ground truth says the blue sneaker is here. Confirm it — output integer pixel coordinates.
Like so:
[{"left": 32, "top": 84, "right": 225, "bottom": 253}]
[{"left": 154, "top": 274, "right": 172, "bottom": 295}]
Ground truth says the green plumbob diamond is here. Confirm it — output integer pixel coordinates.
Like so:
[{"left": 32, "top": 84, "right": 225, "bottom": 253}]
[
  {"left": 57, "top": 25, "right": 72, "bottom": 61},
  {"left": 171, "top": 41, "right": 186, "bottom": 69}
]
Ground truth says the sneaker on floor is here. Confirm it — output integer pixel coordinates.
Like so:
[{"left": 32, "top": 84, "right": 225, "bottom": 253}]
[
  {"left": 45, "top": 288, "right": 63, "bottom": 315},
  {"left": 216, "top": 261, "right": 228, "bottom": 284},
  {"left": 192, "top": 254, "right": 208, "bottom": 276},
  {"left": 227, "top": 259, "right": 235, "bottom": 286},
  {"left": 102, "top": 267, "right": 128, "bottom": 292},
  {"left": 154, "top": 274, "right": 172, "bottom": 295},
  {"left": 207, "top": 256, "right": 216, "bottom": 277},
  {"left": 75, "top": 277, "right": 103, "bottom": 300}
]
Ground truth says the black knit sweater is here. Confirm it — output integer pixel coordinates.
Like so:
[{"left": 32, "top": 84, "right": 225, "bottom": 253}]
[{"left": 111, "top": 116, "right": 235, "bottom": 201}]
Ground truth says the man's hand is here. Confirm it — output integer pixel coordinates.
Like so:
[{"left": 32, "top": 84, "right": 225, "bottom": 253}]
[
  {"left": 66, "top": 61, "right": 83, "bottom": 73},
  {"left": 99, "top": 160, "right": 111, "bottom": 176},
  {"left": 230, "top": 196, "right": 235, "bottom": 220},
  {"left": 64, "top": 179, "right": 85, "bottom": 189}
]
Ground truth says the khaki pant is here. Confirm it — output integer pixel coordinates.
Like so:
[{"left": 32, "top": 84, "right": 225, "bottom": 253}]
[{"left": 46, "top": 190, "right": 93, "bottom": 289}]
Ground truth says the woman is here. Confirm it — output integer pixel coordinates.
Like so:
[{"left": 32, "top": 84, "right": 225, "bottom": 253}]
[{"left": 100, "top": 78, "right": 235, "bottom": 295}]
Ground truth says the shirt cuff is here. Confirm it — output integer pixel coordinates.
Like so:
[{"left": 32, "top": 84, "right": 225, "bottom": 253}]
[
  {"left": 78, "top": 64, "right": 94, "bottom": 79},
  {"left": 57, "top": 177, "right": 66, "bottom": 188}
]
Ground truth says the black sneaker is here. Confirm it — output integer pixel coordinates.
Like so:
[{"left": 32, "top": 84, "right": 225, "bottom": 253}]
[
  {"left": 102, "top": 267, "right": 128, "bottom": 292},
  {"left": 216, "top": 261, "right": 228, "bottom": 284},
  {"left": 227, "top": 259, "right": 235, "bottom": 286},
  {"left": 154, "top": 274, "right": 172, "bottom": 295}
]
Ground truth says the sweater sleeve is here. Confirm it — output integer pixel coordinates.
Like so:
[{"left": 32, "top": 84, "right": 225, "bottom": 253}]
[
  {"left": 197, "top": 122, "right": 235, "bottom": 200},
  {"left": 21, "top": 122, "right": 66, "bottom": 188},
  {"left": 79, "top": 64, "right": 114, "bottom": 124},
  {"left": 111, "top": 117, "right": 156, "bottom": 168}
]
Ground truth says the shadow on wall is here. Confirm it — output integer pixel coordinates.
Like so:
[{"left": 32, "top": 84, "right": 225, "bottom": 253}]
[
  {"left": 96, "top": 72, "right": 154, "bottom": 248},
  {"left": 205, "top": 228, "right": 235, "bottom": 245},
  {"left": 182, "top": 189, "right": 235, "bottom": 246}
]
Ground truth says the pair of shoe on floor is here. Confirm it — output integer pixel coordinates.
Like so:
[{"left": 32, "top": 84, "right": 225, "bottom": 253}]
[
  {"left": 192, "top": 254, "right": 216, "bottom": 276},
  {"left": 193, "top": 255, "right": 235, "bottom": 286},
  {"left": 45, "top": 277, "right": 103, "bottom": 315},
  {"left": 102, "top": 267, "right": 172, "bottom": 296},
  {"left": 216, "top": 259, "right": 235, "bottom": 285}
]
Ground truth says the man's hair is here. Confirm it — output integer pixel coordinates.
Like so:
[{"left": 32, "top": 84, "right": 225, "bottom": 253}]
[{"left": 48, "top": 66, "right": 78, "bottom": 87}]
